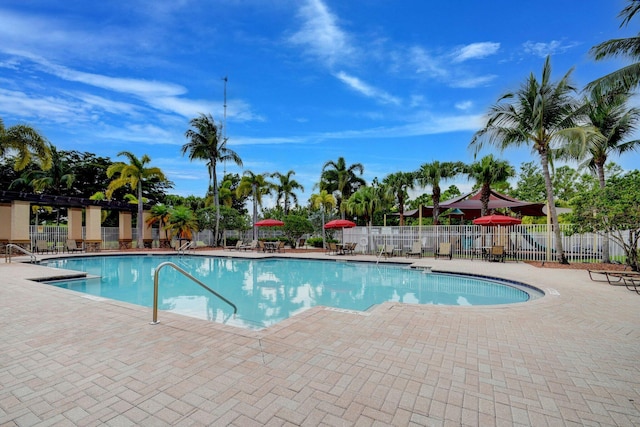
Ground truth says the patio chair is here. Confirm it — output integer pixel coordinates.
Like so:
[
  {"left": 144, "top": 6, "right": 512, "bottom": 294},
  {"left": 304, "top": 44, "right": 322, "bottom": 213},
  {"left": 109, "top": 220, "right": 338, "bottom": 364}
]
[
  {"left": 327, "top": 242, "right": 338, "bottom": 255},
  {"left": 488, "top": 245, "right": 505, "bottom": 262},
  {"left": 406, "top": 241, "right": 422, "bottom": 258},
  {"left": 378, "top": 244, "right": 394, "bottom": 258},
  {"left": 588, "top": 268, "right": 640, "bottom": 285},
  {"left": 276, "top": 240, "right": 286, "bottom": 253},
  {"left": 344, "top": 242, "right": 356, "bottom": 255},
  {"left": 225, "top": 240, "right": 243, "bottom": 250},
  {"left": 435, "top": 242, "right": 452, "bottom": 260},
  {"left": 256, "top": 240, "right": 266, "bottom": 252},
  {"left": 35, "top": 240, "right": 56, "bottom": 254},
  {"left": 66, "top": 239, "right": 84, "bottom": 253}
]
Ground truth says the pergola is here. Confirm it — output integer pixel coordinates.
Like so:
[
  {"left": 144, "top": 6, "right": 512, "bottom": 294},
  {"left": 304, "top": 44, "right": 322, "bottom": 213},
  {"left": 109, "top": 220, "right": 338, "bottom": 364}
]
[{"left": 0, "top": 190, "right": 152, "bottom": 252}]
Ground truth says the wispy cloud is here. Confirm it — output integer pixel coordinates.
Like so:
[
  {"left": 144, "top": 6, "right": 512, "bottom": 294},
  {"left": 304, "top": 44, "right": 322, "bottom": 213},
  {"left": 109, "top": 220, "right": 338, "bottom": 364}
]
[
  {"left": 288, "top": 0, "right": 353, "bottom": 68},
  {"left": 522, "top": 40, "right": 580, "bottom": 58},
  {"left": 452, "top": 42, "right": 500, "bottom": 63},
  {"left": 451, "top": 74, "right": 497, "bottom": 88},
  {"left": 334, "top": 71, "right": 401, "bottom": 105},
  {"left": 409, "top": 46, "right": 448, "bottom": 78}
]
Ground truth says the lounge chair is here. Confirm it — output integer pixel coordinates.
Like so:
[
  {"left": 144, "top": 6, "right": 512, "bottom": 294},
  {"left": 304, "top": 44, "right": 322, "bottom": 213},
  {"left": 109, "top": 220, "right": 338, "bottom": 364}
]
[
  {"left": 588, "top": 269, "right": 640, "bottom": 285},
  {"left": 66, "top": 239, "right": 84, "bottom": 253},
  {"left": 378, "top": 244, "right": 394, "bottom": 258},
  {"left": 225, "top": 240, "right": 243, "bottom": 250},
  {"left": 435, "top": 242, "right": 452, "bottom": 260},
  {"left": 623, "top": 275, "right": 640, "bottom": 294},
  {"left": 488, "top": 245, "right": 505, "bottom": 262},
  {"left": 276, "top": 240, "right": 285, "bottom": 253},
  {"left": 35, "top": 240, "right": 56, "bottom": 254},
  {"left": 406, "top": 241, "right": 422, "bottom": 258}
]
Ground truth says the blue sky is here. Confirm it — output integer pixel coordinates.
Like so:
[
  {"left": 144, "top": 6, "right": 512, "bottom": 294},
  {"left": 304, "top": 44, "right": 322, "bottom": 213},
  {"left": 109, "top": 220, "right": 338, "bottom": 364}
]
[{"left": 1, "top": 0, "right": 637, "bottom": 207}]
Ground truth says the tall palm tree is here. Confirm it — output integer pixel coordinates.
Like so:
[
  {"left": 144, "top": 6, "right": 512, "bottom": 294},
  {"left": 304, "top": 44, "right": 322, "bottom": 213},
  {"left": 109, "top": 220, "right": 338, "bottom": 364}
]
[
  {"left": 470, "top": 56, "right": 586, "bottom": 264},
  {"left": 382, "top": 171, "right": 415, "bottom": 226},
  {"left": 182, "top": 113, "right": 243, "bottom": 246},
  {"left": 106, "top": 152, "right": 168, "bottom": 249},
  {"left": 588, "top": 1, "right": 640, "bottom": 92},
  {"left": 415, "top": 161, "right": 464, "bottom": 225},
  {"left": 28, "top": 146, "right": 75, "bottom": 195},
  {"left": 465, "top": 155, "right": 515, "bottom": 216},
  {"left": 320, "top": 157, "right": 366, "bottom": 218},
  {"left": 236, "top": 171, "right": 274, "bottom": 240},
  {"left": 0, "top": 117, "right": 52, "bottom": 171},
  {"left": 565, "top": 87, "right": 640, "bottom": 262},
  {"left": 273, "top": 170, "right": 304, "bottom": 215},
  {"left": 310, "top": 189, "right": 336, "bottom": 246}
]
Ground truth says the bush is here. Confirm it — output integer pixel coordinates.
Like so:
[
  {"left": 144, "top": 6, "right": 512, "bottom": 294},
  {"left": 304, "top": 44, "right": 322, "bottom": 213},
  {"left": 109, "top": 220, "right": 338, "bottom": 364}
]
[{"left": 306, "top": 237, "right": 338, "bottom": 248}]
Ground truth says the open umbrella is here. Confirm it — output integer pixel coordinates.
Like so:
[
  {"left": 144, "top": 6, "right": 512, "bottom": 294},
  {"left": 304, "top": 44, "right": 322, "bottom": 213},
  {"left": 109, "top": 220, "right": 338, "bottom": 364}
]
[
  {"left": 472, "top": 215, "right": 521, "bottom": 226},
  {"left": 254, "top": 219, "right": 285, "bottom": 227},
  {"left": 324, "top": 219, "right": 356, "bottom": 244}
]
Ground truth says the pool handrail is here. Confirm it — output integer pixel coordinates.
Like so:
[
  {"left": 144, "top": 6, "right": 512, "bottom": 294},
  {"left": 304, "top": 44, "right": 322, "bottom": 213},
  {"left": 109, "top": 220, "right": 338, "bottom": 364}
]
[
  {"left": 5, "top": 244, "right": 37, "bottom": 263},
  {"left": 150, "top": 261, "right": 237, "bottom": 325}
]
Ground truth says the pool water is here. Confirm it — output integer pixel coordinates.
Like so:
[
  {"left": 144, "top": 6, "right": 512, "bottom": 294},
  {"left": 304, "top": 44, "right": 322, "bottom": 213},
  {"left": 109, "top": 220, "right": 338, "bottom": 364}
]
[{"left": 41, "top": 255, "right": 535, "bottom": 330}]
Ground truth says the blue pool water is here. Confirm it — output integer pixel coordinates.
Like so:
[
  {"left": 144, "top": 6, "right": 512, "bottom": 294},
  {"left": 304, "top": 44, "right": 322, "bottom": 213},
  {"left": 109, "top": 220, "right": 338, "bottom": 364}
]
[{"left": 41, "top": 255, "right": 537, "bottom": 330}]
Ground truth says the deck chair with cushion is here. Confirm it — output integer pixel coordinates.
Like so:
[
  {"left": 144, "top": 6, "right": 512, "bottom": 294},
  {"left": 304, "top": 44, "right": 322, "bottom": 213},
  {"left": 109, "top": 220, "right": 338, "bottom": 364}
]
[
  {"left": 488, "top": 245, "right": 505, "bottom": 262},
  {"left": 435, "top": 242, "right": 452, "bottom": 260},
  {"left": 276, "top": 240, "right": 286, "bottom": 253},
  {"left": 225, "top": 240, "right": 243, "bottom": 250},
  {"left": 406, "top": 241, "right": 422, "bottom": 258},
  {"left": 66, "top": 239, "right": 84, "bottom": 253}
]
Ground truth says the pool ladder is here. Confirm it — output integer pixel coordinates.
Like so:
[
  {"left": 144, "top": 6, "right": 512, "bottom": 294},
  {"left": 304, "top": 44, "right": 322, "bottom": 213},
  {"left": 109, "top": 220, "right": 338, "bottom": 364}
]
[
  {"left": 150, "top": 261, "right": 237, "bottom": 325},
  {"left": 4, "top": 244, "right": 37, "bottom": 263}
]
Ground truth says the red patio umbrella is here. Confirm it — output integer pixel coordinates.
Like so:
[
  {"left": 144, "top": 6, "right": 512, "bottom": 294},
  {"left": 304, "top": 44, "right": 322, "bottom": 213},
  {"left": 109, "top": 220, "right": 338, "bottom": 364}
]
[
  {"left": 254, "top": 219, "right": 285, "bottom": 227},
  {"left": 324, "top": 219, "right": 356, "bottom": 229},
  {"left": 472, "top": 215, "right": 521, "bottom": 226}
]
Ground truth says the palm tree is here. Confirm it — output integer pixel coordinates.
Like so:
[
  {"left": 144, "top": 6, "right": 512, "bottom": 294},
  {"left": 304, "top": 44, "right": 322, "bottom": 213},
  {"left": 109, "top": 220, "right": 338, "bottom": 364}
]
[
  {"left": 236, "top": 171, "right": 274, "bottom": 240},
  {"left": 106, "top": 152, "right": 168, "bottom": 249},
  {"left": 382, "top": 172, "right": 415, "bottom": 226},
  {"left": 0, "top": 117, "right": 52, "bottom": 171},
  {"left": 165, "top": 205, "right": 199, "bottom": 243},
  {"left": 465, "top": 155, "right": 515, "bottom": 216},
  {"left": 320, "top": 157, "right": 366, "bottom": 218},
  {"left": 345, "top": 186, "right": 382, "bottom": 227},
  {"left": 273, "top": 170, "right": 304, "bottom": 215},
  {"left": 146, "top": 203, "right": 171, "bottom": 246},
  {"left": 470, "top": 56, "right": 586, "bottom": 264},
  {"left": 29, "top": 146, "right": 75, "bottom": 195},
  {"left": 588, "top": 1, "right": 640, "bottom": 92},
  {"left": 415, "top": 161, "right": 463, "bottom": 225},
  {"left": 565, "top": 86, "right": 640, "bottom": 262},
  {"left": 182, "top": 113, "right": 243, "bottom": 246},
  {"left": 310, "top": 189, "right": 337, "bottom": 246}
]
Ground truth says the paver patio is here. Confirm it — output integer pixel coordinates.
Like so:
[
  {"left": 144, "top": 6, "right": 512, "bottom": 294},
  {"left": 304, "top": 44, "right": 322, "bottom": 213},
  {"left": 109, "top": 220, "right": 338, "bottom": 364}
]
[{"left": 1, "top": 251, "right": 639, "bottom": 426}]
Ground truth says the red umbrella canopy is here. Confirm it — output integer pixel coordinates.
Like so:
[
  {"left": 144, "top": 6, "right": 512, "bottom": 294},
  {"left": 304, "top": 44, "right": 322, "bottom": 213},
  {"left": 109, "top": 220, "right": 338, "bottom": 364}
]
[
  {"left": 324, "top": 219, "right": 356, "bottom": 229},
  {"left": 472, "top": 215, "right": 522, "bottom": 226},
  {"left": 255, "top": 219, "right": 284, "bottom": 227}
]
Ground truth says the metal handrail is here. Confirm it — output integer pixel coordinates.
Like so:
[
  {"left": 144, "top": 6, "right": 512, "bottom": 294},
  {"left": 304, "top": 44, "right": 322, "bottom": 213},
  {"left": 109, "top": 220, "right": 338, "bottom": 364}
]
[
  {"left": 5, "top": 244, "right": 36, "bottom": 263},
  {"left": 176, "top": 241, "right": 192, "bottom": 255},
  {"left": 150, "top": 261, "right": 237, "bottom": 325}
]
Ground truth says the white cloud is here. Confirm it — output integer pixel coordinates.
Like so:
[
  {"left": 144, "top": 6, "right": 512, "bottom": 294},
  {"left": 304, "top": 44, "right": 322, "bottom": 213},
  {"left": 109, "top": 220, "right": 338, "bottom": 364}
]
[
  {"left": 334, "top": 71, "right": 401, "bottom": 105},
  {"left": 522, "top": 40, "right": 579, "bottom": 58},
  {"left": 455, "top": 100, "right": 473, "bottom": 111},
  {"left": 453, "top": 42, "right": 500, "bottom": 63},
  {"left": 450, "top": 75, "right": 497, "bottom": 88},
  {"left": 410, "top": 46, "right": 448, "bottom": 78}
]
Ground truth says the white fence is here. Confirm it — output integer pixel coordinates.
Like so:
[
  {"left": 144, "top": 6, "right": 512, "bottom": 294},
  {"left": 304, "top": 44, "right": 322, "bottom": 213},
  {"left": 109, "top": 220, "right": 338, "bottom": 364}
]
[{"left": 29, "top": 224, "right": 630, "bottom": 263}]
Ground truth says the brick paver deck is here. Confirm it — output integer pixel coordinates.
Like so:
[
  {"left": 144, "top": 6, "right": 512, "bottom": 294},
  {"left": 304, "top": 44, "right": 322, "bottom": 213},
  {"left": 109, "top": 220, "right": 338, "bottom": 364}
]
[{"left": 1, "top": 251, "right": 639, "bottom": 426}]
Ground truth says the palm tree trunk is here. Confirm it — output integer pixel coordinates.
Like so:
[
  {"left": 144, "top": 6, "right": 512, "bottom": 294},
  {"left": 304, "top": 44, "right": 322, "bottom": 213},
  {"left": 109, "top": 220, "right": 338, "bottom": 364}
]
[
  {"left": 480, "top": 183, "right": 491, "bottom": 217},
  {"left": 540, "top": 153, "right": 568, "bottom": 264},
  {"left": 212, "top": 164, "right": 221, "bottom": 247},
  {"left": 137, "top": 181, "right": 144, "bottom": 249},
  {"left": 252, "top": 183, "right": 258, "bottom": 241},
  {"left": 432, "top": 186, "right": 441, "bottom": 225},
  {"left": 597, "top": 164, "right": 610, "bottom": 263}
]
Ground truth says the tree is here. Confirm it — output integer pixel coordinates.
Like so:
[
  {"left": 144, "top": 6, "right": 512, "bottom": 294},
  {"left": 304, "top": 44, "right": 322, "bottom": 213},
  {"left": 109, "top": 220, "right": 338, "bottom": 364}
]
[
  {"left": 273, "top": 170, "right": 304, "bottom": 215},
  {"left": 588, "top": 1, "right": 640, "bottom": 92},
  {"left": 470, "top": 56, "right": 586, "bottom": 264},
  {"left": 183, "top": 113, "right": 243, "bottom": 246},
  {"left": 28, "top": 146, "right": 75, "bottom": 195},
  {"left": 0, "top": 117, "right": 51, "bottom": 171},
  {"left": 415, "top": 161, "right": 463, "bottom": 225},
  {"left": 320, "top": 157, "right": 366, "bottom": 218},
  {"left": 236, "top": 171, "right": 274, "bottom": 240},
  {"left": 165, "top": 205, "right": 199, "bottom": 243},
  {"left": 569, "top": 170, "right": 640, "bottom": 271},
  {"left": 282, "top": 214, "right": 314, "bottom": 248},
  {"left": 146, "top": 204, "right": 171, "bottom": 243},
  {"left": 383, "top": 171, "right": 415, "bottom": 226},
  {"left": 310, "top": 189, "right": 337, "bottom": 246},
  {"left": 511, "top": 162, "right": 546, "bottom": 203},
  {"left": 465, "top": 155, "right": 515, "bottom": 216},
  {"left": 107, "top": 152, "right": 168, "bottom": 249}
]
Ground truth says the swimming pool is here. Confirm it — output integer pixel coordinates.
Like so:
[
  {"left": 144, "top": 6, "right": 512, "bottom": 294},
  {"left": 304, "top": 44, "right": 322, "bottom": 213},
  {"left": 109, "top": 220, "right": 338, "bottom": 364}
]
[{"left": 41, "top": 255, "right": 539, "bottom": 330}]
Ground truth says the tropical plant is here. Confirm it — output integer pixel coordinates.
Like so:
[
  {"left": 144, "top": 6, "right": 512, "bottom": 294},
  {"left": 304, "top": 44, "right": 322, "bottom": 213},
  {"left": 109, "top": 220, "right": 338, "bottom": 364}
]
[
  {"left": 165, "top": 205, "right": 199, "bottom": 242},
  {"left": 310, "top": 189, "right": 337, "bottom": 246},
  {"left": 182, "top": 113, "right": 243, "bottom": 246},
  {"left": 236, "top": 171, "right": 274, "bottom": 240},
  {"left": 319, "top": 157, "right": 366, "bottom": 218},
  {"left": 588, "top": 1, "right": 640, "bottom": 92},
  {"left": 465, "top": 155, "right": 515, "bottom": 217},
  {"left": 106, "top": 152, "right": 168, "bottom": 249},
  {"left": 282, "top": 214, "right": 314, "bottom": 248},
  {"left": 0, "top": 117, "right": 51, "bottom": 171},
  {"left": 28, "top": 146, "right": 75, "bottom": 195},
  {"left": 415, "top": 161, "right": 463, "bottom": 225},
  {"left": 382, "top": 171, "right": 415, "bottom": 226},
  {"left": 273, "top": 170, "right": 304, "bottom": 215},
  {"left": 146, "top": 204, "right": 171, "bottom": 242},
  {"left": 470, "top": 56, "right": 586, "bottom": 264}
]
